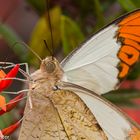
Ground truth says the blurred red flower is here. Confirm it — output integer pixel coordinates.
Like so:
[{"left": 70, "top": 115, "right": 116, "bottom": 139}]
[{"left": 0, "top": 64, "right": 22, "bottom": 138}]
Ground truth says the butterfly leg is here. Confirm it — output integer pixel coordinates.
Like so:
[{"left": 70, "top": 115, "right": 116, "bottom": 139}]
[
  {"left": 2, "top": 62, "right": 30, "bottom": 75},
  {"left": 28, "top": 95, "right": 33, "bottom": 109},
  {"left": 0, "top": 62, "right": 14, "bottom": 66},
  {"left": 0, "top": 62, "right": 31, "bottom": 81},
  {"left": 18, "top": 63, "right": 29, "bottom": 75}
]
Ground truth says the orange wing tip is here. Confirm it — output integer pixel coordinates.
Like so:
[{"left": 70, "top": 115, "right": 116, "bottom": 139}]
[
  {"left": 119, "top": 26, "right": 140, "bottom": 37},
  {"left": 119, "top": 11, "right": 140, "bottom": 25},
  {"left": 119, "top": 33, "right": 140, "bottom": 43},
  {"left": 118, "top": 45, "right": 139, "bottom": 66},
  {"left": 117, "top": 11, "right": 140, "bottom": 79},
  {"left": 119, "top": 63, "right": 129, "bottom": 78},
  {"left": 129, "top": 127, "right": 140, "bottom": 140},
  {"left": 0, "top": 95, "right": 6, "bottom": 112},
  {"left": 124, "top": 39, "right": 140, "bottom": 51},
  {"left": 2, "top": 121, "right": 21, "bottom": 136}
]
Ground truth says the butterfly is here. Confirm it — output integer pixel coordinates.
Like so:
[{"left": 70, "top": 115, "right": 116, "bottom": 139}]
[{"left": 15, "top": 9, "right": 140, "bottom": 140}]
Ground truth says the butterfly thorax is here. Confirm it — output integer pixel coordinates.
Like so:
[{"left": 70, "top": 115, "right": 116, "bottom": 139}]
[{"left": 29, "top": 56, "right": 63, "bottom": 101}]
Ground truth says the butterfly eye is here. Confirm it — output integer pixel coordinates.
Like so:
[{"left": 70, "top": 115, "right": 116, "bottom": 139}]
[{"left": 45, "top": 61, "right": 56, "bottom": 73}]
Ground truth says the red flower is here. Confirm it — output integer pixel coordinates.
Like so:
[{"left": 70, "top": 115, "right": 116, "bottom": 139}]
[
  {"left": 120, "top": 79, "right": 140, "bottom": 90},
  {"left": 0, "top": 93, "right": 24, "bottom": 115},
  {"left": 0, "top": 64, "right": 19, "bottom": 92},
  {"left": 123, "top": 108, "right": 140, "bottom": 124},
  {"left": 0, "top": 64, "right": 22, "bottom": 137},
  {"left": 2, "top": 121, "right": 21, "bottom": 136},
  {"left": 0, "top": 121, "right": 21, "bottom": 140}
]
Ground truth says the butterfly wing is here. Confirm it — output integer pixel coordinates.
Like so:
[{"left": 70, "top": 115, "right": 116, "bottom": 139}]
[
  {"left": 51, "top": 89, "right": 107, "bottom": 140},
  {"left": 19, "top": 90, "right": 107, "bottom": 140},
  {"left": 61, "top": 9, "right": 140, "bottom": 94},
  {"left": 19, "top": 97, "right": 72, "bottom": 140},
  {"left": 60, "top": 82, "right": 140, "bottom": 140}
]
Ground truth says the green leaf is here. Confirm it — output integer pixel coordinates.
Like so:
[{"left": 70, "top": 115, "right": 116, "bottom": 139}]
[
  {"left": 0, "top": 23, "right": 27, "bottom": 61},
  {"left": 61, "top": 15, "right": 85, "bottom": 55},
  {"left": 92, "top": 0, "right": 105, "bottom": 29},
  {"left": 118, "top": 0, "right": 136, "bottom": 11},
  {"left": 127, "top": 62, "right": 140, "bottom": 80},
  {"left": 26, "top": 0, "right": 46, "bottom": 15},
  {"left": 0, "top": 113, "right": 12, "bottom": 129},
  {"left": 29, "top": 6, "right": 61, "bottom": 66},
  {"left": 103, "top": 89, "right": 140, "bottom": 107},
  {"left": 133, "top": 0, "right": 140, "bottom": 7}
]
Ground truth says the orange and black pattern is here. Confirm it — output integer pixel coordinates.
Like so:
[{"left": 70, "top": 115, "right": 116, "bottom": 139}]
[{"left": 117, "top": 10, "right": 140, "bottom": 78}]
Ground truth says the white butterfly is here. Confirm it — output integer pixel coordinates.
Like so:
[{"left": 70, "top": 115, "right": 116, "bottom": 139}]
[{"left": 18, "top": 9, "right": 140, "bottom": 140}]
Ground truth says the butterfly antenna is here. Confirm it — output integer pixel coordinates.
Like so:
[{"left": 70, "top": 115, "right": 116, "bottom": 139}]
[
  {"left": 45, "top": 0, "right": 54, "bottom": 56},
  {"left": 13, "top": 42, "right": 42, "bottom": 62},
  {"left": 43, "top": 40, "right": 53, "bottom": 56}
]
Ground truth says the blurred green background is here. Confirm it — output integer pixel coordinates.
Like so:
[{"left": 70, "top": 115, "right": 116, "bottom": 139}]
[{"left": 0, "top": 0, "right": 140, "bottom": 139}]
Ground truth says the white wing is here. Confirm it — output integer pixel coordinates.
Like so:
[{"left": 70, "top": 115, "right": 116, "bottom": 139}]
[
  {"left": 61, "top": 10, "right": 140, "bottom": 94},
  {"left": 60, "top": 82, "right": 139, "bottom": 140}
]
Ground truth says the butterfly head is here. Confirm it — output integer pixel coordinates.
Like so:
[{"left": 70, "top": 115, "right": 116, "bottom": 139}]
[{"left": 40, "top": 56, "right": 63, "bottom": 80}]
